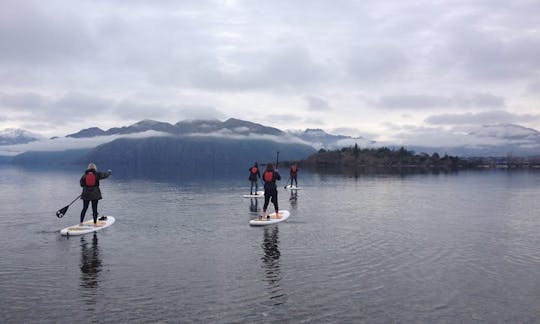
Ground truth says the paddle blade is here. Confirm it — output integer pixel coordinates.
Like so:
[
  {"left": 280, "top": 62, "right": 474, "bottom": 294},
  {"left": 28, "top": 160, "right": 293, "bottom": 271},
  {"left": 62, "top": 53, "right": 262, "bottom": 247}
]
[{"left": 56, "top": 206, "right": 69, "bottom": 218}]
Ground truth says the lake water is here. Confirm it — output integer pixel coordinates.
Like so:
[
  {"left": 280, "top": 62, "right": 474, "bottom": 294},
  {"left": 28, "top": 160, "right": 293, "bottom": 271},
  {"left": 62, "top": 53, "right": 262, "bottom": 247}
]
[{"left": 1, "top": 166, "right": 540, "bottom": 323}]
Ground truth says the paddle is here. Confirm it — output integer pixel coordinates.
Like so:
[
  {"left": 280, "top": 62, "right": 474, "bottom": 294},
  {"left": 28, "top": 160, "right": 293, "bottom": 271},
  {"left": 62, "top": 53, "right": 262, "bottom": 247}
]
[
  {"left": 56, "top": 194, "right": 81, "bottom": 218},
  {"left": 275, "top": 151, "right": 291, "bottom": 189},
  {"left": 284, "top": 176, "right": 291, "bottom": 189}
]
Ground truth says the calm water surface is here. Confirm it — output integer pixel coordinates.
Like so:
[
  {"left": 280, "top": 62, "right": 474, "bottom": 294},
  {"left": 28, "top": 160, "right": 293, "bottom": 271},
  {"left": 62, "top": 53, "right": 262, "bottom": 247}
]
[{"left": 1, "top": 166, "right": 540, "bottom": 323}]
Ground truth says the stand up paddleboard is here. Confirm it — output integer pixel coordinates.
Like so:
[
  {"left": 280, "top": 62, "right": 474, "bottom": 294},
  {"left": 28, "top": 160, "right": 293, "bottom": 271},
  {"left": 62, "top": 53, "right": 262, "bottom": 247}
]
[
  {"left": 243, "top": 190, "right": 264, "bottom": 198},
  {"left": 60, "top": 216, "right": 115, "bottom": 236},
  {"left": 284, "top": 185, "right": 302, "bottom": 190},
  {"left": 249, "top": 210, "right": 290, "bottom": 226}
]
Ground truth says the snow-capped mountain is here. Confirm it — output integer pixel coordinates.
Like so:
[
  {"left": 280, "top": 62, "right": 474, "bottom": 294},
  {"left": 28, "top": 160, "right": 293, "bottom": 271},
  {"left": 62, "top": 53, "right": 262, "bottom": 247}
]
[
  {"left": 66, "top": 118, "right": 284, "bottom": 138},
  {"left": 292, "top": 128, "right": 375, "bottom": 149},
  {"left": 2, "top": 121, "right": 540, "bottom": 157},
  {"left": 399, "top": 124, "right": 540, "bottom": 157},
  {"left": 468, "top": 124, "right": 540, "bottom": 141},
  {"left": 67, "top": 119, "right": 177, "bottom": 138},
  {"left": 0, "top": 128, "right": 43, "bottom": 145}
]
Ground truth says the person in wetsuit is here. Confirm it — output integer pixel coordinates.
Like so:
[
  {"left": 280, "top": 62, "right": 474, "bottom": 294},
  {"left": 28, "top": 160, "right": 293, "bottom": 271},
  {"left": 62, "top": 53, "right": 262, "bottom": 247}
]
[
  {"left": 261, "top": 163, "right": 281, "bottom": 220},
  {"left": 289, "top": 163, "right": 299, "bottom": 187},
  {"left": 248, "top": 162, "right": 261, "bottom": 195},
  {"left": 80, "top": 163, "right": 111, "bottom": 226}
]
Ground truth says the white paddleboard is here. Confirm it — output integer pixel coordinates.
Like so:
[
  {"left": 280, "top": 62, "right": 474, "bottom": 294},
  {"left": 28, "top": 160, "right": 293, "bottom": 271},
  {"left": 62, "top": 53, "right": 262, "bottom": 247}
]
[
  {"left": 284, "top": 185, "right": 302, "bottom": 190},
  {"left": 243, "top": 190, "right": 264, "bottom": 198},
  {"left": 60, "top": 216, "right": 115, "bottom": 236},
  {"left": 249, "top": 210, "right": 290, "bottom": 226}
]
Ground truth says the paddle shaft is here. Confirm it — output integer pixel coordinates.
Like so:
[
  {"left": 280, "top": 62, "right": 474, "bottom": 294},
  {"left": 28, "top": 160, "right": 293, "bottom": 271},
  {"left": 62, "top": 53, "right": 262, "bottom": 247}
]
[
  {"left": 56, "top": 194, "right": 81, "bottom": 218},
  {"left": 67, "top": 194, "right": 82, "bottom": 207}
]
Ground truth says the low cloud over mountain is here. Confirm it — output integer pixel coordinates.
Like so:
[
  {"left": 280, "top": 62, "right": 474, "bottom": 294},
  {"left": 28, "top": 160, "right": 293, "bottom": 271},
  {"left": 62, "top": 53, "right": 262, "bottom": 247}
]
[{"left": 1, "top": 118, "right": 540, "bottom": 159}]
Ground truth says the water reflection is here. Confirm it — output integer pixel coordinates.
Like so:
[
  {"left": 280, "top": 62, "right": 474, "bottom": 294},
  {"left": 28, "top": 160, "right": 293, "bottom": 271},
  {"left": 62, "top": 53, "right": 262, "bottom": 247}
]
[
  {"left": 80, "top": 233, "right": 102, "bottom": 303},
  {"left": 261, "top": 226, "right": 286, "bottom": 305},
  {"left": 249, "top": 198, "right": 259, "bottom": 214},
  {"left": 288, "top": 190, "right": 298, "bottom": 209}
]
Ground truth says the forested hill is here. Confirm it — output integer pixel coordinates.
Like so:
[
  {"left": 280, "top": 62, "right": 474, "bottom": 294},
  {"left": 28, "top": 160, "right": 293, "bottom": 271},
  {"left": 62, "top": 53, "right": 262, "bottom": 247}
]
[
  {"left": 80, "top": 136, "right": 315, "bottom": 179},
  {"left": 301, "top": 145, "right": 484, "bottom": 171}
]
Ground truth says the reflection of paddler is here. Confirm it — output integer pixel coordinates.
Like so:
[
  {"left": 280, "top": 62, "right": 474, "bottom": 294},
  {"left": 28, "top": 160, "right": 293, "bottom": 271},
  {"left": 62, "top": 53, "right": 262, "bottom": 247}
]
[
  {"left": 80, "top": 233, "right": 102, "bottom": 290},
  {"left": 261, "top": 163, "right": 281, "bottom": 220},
  {"left": 261, "top": 226, "right": 286, "bottom": 305},
  {"left": 289, "top": 190, "right": 298, "bottom": 207},
  {"left": 261, "top": 226, "right": 280, "bottom": 281},
  {"left": 250, "top": 198, "right": 259, "bottom": 213}
]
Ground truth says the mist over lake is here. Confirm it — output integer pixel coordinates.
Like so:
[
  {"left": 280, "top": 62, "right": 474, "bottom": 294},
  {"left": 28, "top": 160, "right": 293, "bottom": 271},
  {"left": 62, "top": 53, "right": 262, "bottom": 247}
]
[{"left": 1, "top": 165, "right": 540, "bottom": 323}]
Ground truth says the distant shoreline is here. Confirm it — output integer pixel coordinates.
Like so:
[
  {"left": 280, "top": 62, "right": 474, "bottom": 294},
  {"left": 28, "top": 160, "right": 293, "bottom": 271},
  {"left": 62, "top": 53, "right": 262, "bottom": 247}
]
[{"left": 295, "top": 145, "right": 540, "bottom": 173}]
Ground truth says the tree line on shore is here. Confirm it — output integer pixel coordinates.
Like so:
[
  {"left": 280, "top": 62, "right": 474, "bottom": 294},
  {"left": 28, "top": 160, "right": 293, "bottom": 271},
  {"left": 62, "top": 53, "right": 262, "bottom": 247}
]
[{"left": 299, "top": 144, "right": 540, "bottom": 172}]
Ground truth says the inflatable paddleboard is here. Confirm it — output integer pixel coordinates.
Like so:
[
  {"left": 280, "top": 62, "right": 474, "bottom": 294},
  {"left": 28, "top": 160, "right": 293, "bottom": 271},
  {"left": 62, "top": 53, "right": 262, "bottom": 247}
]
[
  {"left": 243, "top": 190, "right": 264, "bottom": 198},
  {"left": 284, "top": 185, "right": 302, "bottom": 190},
  {"left": 249, "top": 210, "right": 290, "bottom": 226},
  {"left": 60, "top": 216, "right": 115, "bottom": 236}
]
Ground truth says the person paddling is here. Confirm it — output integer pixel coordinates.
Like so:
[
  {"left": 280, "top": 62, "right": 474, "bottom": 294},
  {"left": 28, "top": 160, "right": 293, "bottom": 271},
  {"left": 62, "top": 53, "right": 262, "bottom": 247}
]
[
  {"left": 289, "top": 163, "right": 299, "bottom": 187},
  {"left": 261, "top": 163, "right": 281, "bottom": 220},
  {"left": 248, "top": 162, "right": 261, "bottom": 195},
  {"left": 80, "top": 163, "right": 111, "bottom": 226}
]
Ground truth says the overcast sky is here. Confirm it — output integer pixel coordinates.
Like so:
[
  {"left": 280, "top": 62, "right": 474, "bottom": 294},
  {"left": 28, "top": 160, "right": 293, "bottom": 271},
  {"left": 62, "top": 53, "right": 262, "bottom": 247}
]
[{"left": 1, "top": 0, "right": 539, "bottom": 143}]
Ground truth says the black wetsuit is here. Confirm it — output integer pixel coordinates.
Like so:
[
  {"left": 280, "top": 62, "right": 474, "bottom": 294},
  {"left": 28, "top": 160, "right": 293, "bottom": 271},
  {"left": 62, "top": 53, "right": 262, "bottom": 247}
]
[
  {"left": 290, "top": 166, "right": 298, "bottom": 186},
  {"left": 79, "top": 169, "right": 110, "bottom": 224},
  {"left": 263, "top": 170, "right": 281, "bottom": 213},
  {"left": 248, "top": 165, "right": 261, "bottom": 194}
]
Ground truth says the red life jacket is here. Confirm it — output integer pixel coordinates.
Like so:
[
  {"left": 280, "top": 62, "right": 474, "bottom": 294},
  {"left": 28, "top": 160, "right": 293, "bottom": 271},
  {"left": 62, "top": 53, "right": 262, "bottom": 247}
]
[
  {"left": 85, "top": 171, "right": 97, "bottom": 187},
  {"left": 251, "top": 166, "right": 258, "bottom": 174},
  {"left": 291, "top": 165, "right": 297, "bottom": 173},
  {"left": 264, "top": 171, "right": 274, "bottom": 182}
]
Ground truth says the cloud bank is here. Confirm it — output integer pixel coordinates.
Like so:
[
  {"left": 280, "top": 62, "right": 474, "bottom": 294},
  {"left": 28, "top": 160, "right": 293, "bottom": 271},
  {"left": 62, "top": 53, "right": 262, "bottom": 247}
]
[{"left": 0, "top": 0, "right": 538, "bottom": 143}]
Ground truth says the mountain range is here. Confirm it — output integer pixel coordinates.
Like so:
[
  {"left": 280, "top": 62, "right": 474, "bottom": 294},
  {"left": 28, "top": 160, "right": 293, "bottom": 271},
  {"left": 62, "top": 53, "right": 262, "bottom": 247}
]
[
  {"left": 0, "top": 128, "right": 44, "bottom": 145},
  {"left": 3, "top": 119, "right": 323, "bottom": 178},
  {"left": 1, "top": 118, "right": 540, "bottom": 161},
  {"left": 65, "top": 118, "right": 285, "bottom": 138}
]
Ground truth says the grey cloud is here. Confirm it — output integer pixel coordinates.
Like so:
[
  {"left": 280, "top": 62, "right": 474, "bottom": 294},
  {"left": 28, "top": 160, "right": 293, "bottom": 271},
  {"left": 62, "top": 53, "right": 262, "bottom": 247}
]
[
  {"left": 0, "top": 92, "right": 46, "bottom": 110},
  {"left": 0, "top": 0, "right": 96, "bottom": 65},
  {"left": 264, "top": 114, "right": 298, "bottom": 124},
  {"left": 377, "top": 95, "right": 453, "bottom": 109},
  {"left": 459, "top": 33, "right": 540, "bottom": 80},
  {"left": 302, "top": 118, "right": 325, "bottom": 125},
  {"left": 0, "top": 92, "right": 112, "bottom": 117},
  {"left": 425, "top": 110, "right": 540, "bottom": 126},
  {"left": 304, "top": 96, "right": 331, "bottom": 111},
  {"left": 114, "top": 101, "right": 172, "bottom": 120},
  {"left": 433, "top": 10, "right": 540, "bottom": 81},
  {"left": 347, "top": 45, "right": 409, "bottom": 83},
  {"left": 138, "top": 43, "right": 328, "bottom": 92},
  {"left": 1, "top": 0, "right": 539, "bottom": 138},
  {"left": 173, "top": 105, "right": 226, "bottom": 120},
  {"left": 184, "top": 46, "right": 327, "bottom": 91},
  {"left": 526, "top": 81, "right": 540, "bottom": 95},
  {"left": 0, "top": 90, "right": 225, "bottom": 126},
  {"left": 375, "top": 93, "right": 505, "bottom": 110},
  {"left": 87, "top": 5, "right": 329, "bottom": 92},
  {"left": 460, "top": 93, "right": 506, "bottom": 108},
  {"left": 0, "top": 130, "right": 173, "bottom": 156},
  {"left": 331, "top": 127, "right": 378, "bottom": 139},
  {"left": 114, "top": 101, "right": 225, "bottom": 121},
  {"left": 382, "top": 123, "right": 540, "bottom": 153},
  {"left": 54, "top": 93, "right": 112, "bottom": 114}
]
